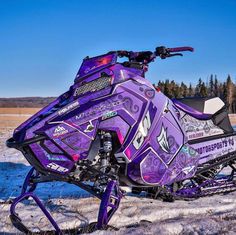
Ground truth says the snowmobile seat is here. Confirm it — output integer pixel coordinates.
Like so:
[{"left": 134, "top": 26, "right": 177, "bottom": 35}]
[
  {"left": 172, "top": 97, "right": 224, "bottom": 120},
  {"left": 172, "top": 97, "right": 234, "bottom": 133}
]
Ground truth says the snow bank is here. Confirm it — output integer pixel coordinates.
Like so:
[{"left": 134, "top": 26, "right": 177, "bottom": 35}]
[{"left": 1, "top": 130, "right": 236, "bottom": 234}]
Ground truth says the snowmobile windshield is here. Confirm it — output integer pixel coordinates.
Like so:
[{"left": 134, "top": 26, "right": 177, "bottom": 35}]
[{"left": 74, "top": 53, "right": 117, "bottom": 82}]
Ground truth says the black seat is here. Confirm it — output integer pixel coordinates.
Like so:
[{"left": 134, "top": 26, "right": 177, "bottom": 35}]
[{"left": 172, "top": 98, "right": 212, "bottom": 120}]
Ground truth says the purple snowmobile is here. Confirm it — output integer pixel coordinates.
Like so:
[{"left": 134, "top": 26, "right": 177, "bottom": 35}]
[{"left": 6, "top": 46, "right": 236, "bottom": 234}]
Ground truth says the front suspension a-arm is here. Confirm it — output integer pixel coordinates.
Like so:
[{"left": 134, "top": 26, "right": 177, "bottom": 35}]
[{"left": 10, "top": 167, "right": 122, "bottom": 234}]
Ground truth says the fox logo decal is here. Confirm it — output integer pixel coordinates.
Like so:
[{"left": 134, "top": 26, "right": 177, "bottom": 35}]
[{"left": 157, "top": 125, "right": 170, "bottom": 153}]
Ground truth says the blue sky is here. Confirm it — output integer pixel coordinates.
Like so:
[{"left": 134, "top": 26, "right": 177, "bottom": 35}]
[{"left": 1, "top": 0, "right": 236, "bottom": 97}]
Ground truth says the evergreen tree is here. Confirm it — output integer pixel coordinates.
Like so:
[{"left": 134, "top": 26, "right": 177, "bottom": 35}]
[
  {"left": 180, "top": 82, "right": 188, "bottom": 97},
  {"left": 164, "top": 79, "right": 171, "bottom": 98},
  {"left": 209, "top": 74, "right": 214, "bottom": 96},
  {"left": 214, "top": 75, "right": 219, "bottom": 97},
  {"left": 170, "top": 80, "right": 177, "bottom": 98},
  {"left": 222, "top": 82, "right": 227, "bottom": 104},
  {"left": 227, "top": 75, "right": 234, "bottom": 112},
  {"left": 194, "top": 78, "right": 202, "bottom": 97},
  {"left": 200, "top": 82, "right": 207, "bottom": 97},
  {"left": 154, "top": 75, "right": 235, "bottom": 113},
  {"left": 188, "top": 83, "right": 193, "bottom": 97},
  {"left": 157, "top": 80, "right": 164, "bottom": 92}
]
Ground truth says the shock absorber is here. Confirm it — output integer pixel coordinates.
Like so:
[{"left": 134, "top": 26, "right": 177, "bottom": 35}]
[{"left": 99, "top": 131, "right": 112, "bottom": 173}]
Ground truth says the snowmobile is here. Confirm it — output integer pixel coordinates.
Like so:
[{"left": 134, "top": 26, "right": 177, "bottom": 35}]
[{"left": 6, "top": 46, "right": 236, "bottom": 234}]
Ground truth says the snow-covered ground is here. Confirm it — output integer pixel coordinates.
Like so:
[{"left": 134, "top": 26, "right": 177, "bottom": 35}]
[{"left": 1, "top": 128, "right": 236, "bottom": 235}]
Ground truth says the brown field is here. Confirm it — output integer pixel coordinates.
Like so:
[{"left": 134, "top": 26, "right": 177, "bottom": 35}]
[
  {"left": 0, "top": 107, "right": 40, "bottom": 115},
  {"left": 229, "top": 114, "right": 236, "bottom": 126},
  {"left": 0, "top": 108, "right": 40, "bottom": 131}
]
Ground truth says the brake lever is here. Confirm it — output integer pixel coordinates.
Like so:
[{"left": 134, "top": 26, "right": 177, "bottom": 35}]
[
  {"left": 160, "top": 53, "right": 183, "bottom": 59},
  {"left": 168, "top": 53, "right": 183, "bottom": 57}
]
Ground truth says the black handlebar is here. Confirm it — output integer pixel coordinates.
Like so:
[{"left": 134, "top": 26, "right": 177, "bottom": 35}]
[{"left": 115, "top": 45, "right": 194, "bottom": 63}]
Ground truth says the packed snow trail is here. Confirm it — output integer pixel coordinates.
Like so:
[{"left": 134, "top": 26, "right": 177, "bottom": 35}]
[{"left": 1, "top": 130, "right": 236, "bottom": 234}]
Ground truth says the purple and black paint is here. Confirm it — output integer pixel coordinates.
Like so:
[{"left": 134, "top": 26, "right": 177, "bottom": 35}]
[{"left": 6, "top": 46, "right": 236, "bottom": 234}]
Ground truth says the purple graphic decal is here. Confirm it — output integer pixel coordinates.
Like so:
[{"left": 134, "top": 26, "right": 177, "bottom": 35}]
[{"left": 140, "top": 149, "right": 167, "bottom": 184}]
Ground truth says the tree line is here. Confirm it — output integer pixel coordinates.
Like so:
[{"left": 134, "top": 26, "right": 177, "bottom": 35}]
[{"left": 154, "top": 74, "right": 236, "bottom": 113}]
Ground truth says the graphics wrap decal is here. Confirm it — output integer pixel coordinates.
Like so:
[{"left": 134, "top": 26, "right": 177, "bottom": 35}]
[
  {"left": 172, "top": 104, "right": 181, "bottom": 120},
  {"left": 44, "top": 151, "right": 68, "bottom": 162},
  {"left": 191, "top": 135, "right": 236, "bottom": 164},
  {"left": 163, "top": 100, "right": 170, "bottom": 114},
  {"left": 195, "top": 138, "right": 234, "bottom": 155},
  {"left": 61, "top": 133, "right": 90, "bottom": 151},
  {"left": 75, "top": 99, "right": 123, "bottom": 121},
  {"left": 47, "top": 162, "right": 69, "bottom": 173},
  {"left": 118, "top": 95, "right": 140, "bottom": 114},
  {"left": 179, "top": 111, "right": 224, "bottom": 140},
  {"left": 182, "top": 165, "right": 195, "bottom": 175},
  {"left": 133, "top": 111, "right": 152, "bottom": 150},
  {"left": 102, "top": 111, "right": 118, "bottom": 120},
  {"left": 53, "top": 126, "right": 69, "bottom": 137},
  {"left": 159, "top": 143, "right": 199, "bottom": 185},
  {"left": 139, "top": 87, "right": 156, "bottom": 99},
  {"left": 157, "top": 125, "right": 170, "bottom": 153},
  {"left": 140, "top": 148, "right": 167, "bottom": 184},
  {"left": 180, "top": 144, "right": 198, "bottom": 157},
  {"left": 84, "top": 121, "right": 95, "bottom": 133},
  {"left": 144, "top": 88, "right": 155, "bottom": 99},
  {"left": 58, "top": 100, "right": 79, "bottom": 115}
]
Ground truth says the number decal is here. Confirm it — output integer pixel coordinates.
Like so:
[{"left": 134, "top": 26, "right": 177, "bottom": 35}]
[
  {"left": 47, "top": 162, "right": 69, "bottom": 173},
  {"left": 133, "top": 111, "right": 152, "bottom": 149}
]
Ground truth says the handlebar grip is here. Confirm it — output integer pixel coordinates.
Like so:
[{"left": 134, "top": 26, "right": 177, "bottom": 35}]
[{"left": 167, "top": 47, "right": 194, "bottom": 53}]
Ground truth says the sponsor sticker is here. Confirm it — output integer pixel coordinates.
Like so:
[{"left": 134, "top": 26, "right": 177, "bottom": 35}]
[
  {"left": 195, "top": 138, "right": 234, "bottom": 155},
  {"left": 53, "top": 126, "right": 69, "bottom": 137},
  {"left": 46, "top": 162, "right": 69, "bottom": 173},
  {"left": 58, "top": 101, "right": 79, "bottom": 115},
  {"left": 102, "top": 111, "right": 117, "bottom": 120},
  {"left": 75, "top": 100, "right": 122, "bottom": 120}
]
